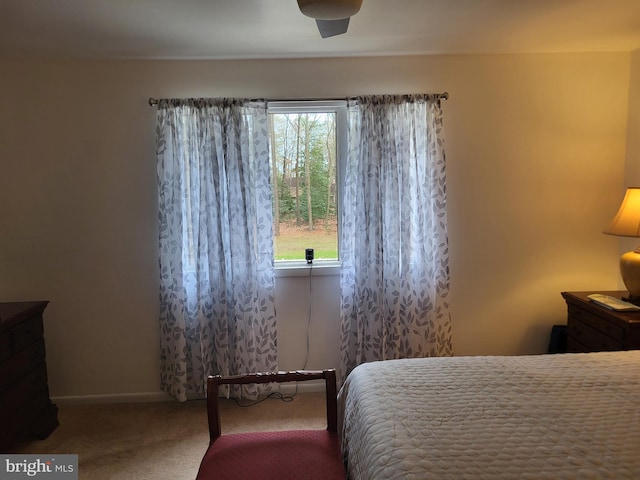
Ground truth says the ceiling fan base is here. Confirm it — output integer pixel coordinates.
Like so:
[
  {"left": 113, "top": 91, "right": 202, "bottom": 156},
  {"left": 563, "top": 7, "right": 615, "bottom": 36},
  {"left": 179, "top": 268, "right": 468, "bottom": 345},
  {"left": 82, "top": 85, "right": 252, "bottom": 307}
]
[{"left": 297, "top": 0, "right": 363, "bottom": 20}]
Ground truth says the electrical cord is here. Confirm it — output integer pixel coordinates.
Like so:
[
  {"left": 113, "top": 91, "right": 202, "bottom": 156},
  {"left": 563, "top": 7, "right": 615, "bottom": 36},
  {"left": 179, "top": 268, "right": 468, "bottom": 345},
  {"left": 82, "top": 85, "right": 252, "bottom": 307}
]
[
  {"left": 288, "top": 262, "right": 313, "bottom": 400},
  {"left": 302, "top": 261, "right": 312, "bottom": 370},
  {"left": 231, "top": 391, "right": 295, "bottom": 408},
  {"left": 232, "top": 260, "right": 314, "bottom": 406}
]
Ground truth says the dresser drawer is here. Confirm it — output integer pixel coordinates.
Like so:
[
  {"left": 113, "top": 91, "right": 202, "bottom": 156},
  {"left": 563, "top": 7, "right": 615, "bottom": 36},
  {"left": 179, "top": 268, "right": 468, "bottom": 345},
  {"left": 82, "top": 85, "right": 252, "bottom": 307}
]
[
  {"left": 0, "top": 331, "right": 11, "bottom": 362},
  {"left": 10, "top": 314, "right": 44, "bottom": 352},
  {"left": 0, "top": 363, "right": 49, "bottom": 413},
  {"left": 567, "top": 306, "right": 625, "bottom": 342},
  {"left": 0, "top": 385, "right": 52, "bottom": 449},
  {"left": 568, "top": 316, "right": 623, "bottom": 351},
  {"left": 0, "top": 339, "right": 46, "bottom": 392},
  {"left": 567, "top": 337, "right": 589, "bottom": 353}
]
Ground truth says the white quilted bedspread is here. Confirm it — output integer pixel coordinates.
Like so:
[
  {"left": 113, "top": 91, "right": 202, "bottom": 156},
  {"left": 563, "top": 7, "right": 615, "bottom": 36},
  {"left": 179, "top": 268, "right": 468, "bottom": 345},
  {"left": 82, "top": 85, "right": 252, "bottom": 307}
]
[{"left": 338, "top": 351, "right": 640, "bottom": 480}]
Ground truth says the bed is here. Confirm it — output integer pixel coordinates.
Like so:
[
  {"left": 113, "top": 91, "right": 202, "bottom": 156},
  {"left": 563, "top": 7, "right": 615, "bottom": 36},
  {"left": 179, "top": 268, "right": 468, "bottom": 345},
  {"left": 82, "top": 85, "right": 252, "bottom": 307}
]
[{"left": 338, "top": 351, "right": 640, "bottom": 479}]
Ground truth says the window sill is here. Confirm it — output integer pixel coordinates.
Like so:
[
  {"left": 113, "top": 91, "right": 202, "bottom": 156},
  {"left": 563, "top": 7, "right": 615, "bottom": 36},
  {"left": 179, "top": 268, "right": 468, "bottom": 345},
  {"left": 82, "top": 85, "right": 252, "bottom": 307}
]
[{"left": 274, "top": 261, "right": 341, "bottom": 277}]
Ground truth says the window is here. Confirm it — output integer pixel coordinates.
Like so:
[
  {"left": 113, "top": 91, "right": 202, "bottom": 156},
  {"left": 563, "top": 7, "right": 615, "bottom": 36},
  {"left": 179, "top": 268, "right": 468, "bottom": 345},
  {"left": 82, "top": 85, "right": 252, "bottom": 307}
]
[{"left": 268, "top": 101, "right": 347, "bottom": 266}]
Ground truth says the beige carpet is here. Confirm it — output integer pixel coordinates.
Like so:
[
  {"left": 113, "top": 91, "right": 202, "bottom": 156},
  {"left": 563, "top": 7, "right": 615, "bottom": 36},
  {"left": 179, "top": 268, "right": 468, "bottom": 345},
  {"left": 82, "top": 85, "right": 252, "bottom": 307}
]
[{"left": 9, "top": 392, "right": 327, "bottom": 479}]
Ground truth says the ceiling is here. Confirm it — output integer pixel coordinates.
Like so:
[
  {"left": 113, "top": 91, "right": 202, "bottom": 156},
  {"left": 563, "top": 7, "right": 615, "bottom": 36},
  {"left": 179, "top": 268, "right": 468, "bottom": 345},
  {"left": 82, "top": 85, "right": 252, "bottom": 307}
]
[{"left": 1, "top": 0, "right": 639, "bottom": 60}]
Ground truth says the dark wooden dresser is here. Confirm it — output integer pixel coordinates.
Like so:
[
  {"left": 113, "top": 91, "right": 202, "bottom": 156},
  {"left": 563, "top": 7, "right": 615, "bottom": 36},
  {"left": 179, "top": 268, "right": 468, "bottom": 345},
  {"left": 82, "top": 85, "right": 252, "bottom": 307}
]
[
  {"left": 0, "top": 301, "right": 58, "bottom": 451},
  {"left": 561, "top": 291, "right": 640, "bottom": 353}
]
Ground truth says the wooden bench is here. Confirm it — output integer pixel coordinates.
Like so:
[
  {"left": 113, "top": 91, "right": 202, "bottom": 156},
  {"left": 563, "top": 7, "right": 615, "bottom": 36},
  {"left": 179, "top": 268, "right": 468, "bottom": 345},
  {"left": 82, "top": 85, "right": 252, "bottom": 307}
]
[{"left": 196, "top": 369, "right": 346, "bottom": 480}]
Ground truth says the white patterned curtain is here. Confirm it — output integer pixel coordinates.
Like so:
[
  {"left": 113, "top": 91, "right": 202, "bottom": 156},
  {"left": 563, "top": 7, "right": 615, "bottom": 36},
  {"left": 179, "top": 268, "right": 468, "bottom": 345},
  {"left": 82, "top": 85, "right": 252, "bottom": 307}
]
[
  {"left": 155, "top": 98, "right": 277, "bottom": 402},
  {"left": 340, "top": 94, "right": 452, "bottom": 380}
]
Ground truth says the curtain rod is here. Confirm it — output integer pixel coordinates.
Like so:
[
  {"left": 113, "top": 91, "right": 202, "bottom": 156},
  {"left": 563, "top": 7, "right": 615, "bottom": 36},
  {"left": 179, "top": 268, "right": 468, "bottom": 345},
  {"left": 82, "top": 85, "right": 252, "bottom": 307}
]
[{"left": 147, "top": 92, "right": 449, "bottom": 107}]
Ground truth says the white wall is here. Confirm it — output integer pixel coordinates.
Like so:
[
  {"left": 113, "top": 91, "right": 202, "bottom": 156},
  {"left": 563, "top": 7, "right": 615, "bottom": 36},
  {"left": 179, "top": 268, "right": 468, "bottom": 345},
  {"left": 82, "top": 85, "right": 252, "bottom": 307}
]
[
  {"left": 625, "top": 50, "right": 640, "bottom": 183},
  {"left": 620, "top": 49, "right": 640, "bottom": 260},
  {"left": 0, "top": 53, "right": 630, "bottom": 399}
]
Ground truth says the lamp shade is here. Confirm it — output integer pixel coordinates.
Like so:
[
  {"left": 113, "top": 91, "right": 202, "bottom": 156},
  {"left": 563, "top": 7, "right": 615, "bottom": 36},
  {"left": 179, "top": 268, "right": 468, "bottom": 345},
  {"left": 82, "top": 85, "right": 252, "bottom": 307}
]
[{"left": 603, "top": 187, "right": 640, "bottom": 237}]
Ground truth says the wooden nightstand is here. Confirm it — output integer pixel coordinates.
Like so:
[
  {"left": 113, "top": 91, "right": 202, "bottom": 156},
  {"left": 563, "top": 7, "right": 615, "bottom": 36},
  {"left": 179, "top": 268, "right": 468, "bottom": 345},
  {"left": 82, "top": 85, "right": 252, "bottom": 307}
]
[{"left": 561, "top": 291, "right": 640, "bottom": 353}]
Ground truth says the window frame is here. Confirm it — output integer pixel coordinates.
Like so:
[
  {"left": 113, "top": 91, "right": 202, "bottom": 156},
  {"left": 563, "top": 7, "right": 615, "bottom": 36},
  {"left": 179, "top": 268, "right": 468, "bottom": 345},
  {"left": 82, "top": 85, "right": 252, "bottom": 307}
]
[{"left": 268, "top": 100, "right": 347, "bottom": 275}]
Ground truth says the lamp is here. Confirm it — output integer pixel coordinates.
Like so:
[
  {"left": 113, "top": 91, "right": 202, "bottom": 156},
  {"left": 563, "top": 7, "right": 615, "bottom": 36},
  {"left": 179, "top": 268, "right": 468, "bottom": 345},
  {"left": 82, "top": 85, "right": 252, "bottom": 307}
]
[{"left": 603, "top": 187, "right": 640, "bottom": 303}]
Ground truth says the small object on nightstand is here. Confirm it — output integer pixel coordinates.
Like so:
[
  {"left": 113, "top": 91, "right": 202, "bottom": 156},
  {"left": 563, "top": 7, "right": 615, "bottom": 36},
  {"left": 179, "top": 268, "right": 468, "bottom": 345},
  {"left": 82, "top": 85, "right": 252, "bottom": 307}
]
[{"left": 587, "top": 294, "right": 640, "bottom": 311}]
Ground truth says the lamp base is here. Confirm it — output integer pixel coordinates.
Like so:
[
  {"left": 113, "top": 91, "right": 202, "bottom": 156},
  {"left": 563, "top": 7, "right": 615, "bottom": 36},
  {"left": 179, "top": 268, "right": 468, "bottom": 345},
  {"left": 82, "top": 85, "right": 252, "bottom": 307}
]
[
  {"left": 622, "top": 294, "right": 640, "bottom": 306},
  {"left": 619, "top": 249, "right": 640, "bottom": 301}
]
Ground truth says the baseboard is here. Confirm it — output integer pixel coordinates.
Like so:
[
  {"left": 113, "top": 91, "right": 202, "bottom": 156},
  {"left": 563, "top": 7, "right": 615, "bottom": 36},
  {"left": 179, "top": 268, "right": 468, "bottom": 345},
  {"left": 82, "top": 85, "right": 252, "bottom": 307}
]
[
  {"left": 52, "top": 381, "right": 326, "bottom": 405},
  {"left": 51, "top": 391, "right": 174, "bottom": 405}
]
